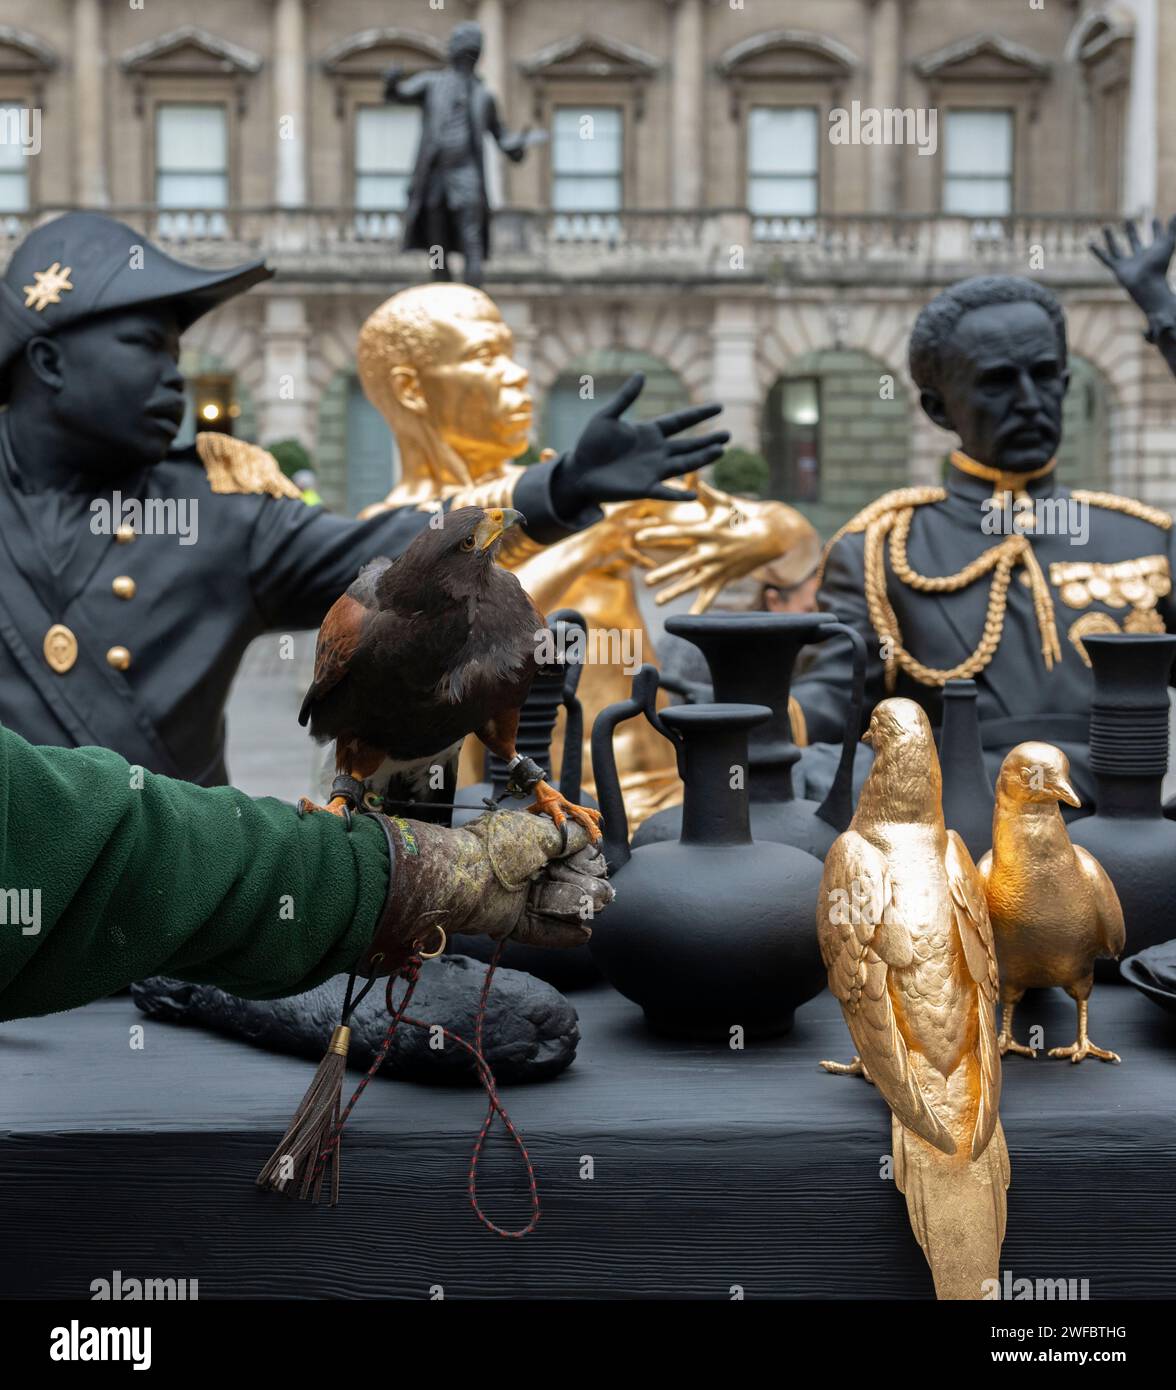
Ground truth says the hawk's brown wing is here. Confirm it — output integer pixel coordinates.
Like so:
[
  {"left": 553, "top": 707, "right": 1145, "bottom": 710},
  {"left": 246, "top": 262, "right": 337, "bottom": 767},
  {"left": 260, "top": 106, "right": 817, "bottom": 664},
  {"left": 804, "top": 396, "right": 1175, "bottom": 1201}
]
[{"left": 298, "top": 592, "right": 368, "bottom": 727}]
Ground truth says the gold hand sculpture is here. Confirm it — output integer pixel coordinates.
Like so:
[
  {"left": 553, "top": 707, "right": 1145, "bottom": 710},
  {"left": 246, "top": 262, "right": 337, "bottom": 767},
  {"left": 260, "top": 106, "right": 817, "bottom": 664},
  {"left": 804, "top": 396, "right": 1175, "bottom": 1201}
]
[
  {"left": 977, "top": 743, "right": 1125, "bottom": 1064},
  {"left": 818, "top": 698, "right": 1010, "bottom": 1301},
  {"left": 354, "top": 283, "right": 818, "bottom": 827}
]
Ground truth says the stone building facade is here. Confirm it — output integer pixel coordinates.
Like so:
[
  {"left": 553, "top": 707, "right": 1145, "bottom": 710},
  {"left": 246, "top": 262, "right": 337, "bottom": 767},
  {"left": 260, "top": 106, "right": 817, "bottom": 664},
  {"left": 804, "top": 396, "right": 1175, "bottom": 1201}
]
[{"left": 0, "top": 0, "right": 1172, "bottom": 535}]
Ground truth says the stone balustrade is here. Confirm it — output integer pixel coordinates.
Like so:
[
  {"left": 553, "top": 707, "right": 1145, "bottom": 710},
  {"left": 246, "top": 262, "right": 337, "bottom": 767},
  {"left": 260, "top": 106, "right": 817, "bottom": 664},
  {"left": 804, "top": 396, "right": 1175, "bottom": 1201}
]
[{"left": 0, "top": 208, "right": 1117, "bottom": 286}]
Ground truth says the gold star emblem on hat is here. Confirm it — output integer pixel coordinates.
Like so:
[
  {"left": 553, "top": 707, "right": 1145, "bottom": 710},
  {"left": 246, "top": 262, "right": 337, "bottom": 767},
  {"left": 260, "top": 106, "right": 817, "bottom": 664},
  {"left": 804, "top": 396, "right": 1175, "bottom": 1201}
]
[{"left": 23, "top": 261, "right": 74, "bottom": 313}]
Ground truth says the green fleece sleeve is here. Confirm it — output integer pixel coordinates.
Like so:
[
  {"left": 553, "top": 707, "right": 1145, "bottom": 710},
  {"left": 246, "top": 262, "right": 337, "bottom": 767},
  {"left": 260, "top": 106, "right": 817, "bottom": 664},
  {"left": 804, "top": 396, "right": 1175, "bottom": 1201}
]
[{"left": 0, "top": 723, "right": 389, "bottom": 1021}]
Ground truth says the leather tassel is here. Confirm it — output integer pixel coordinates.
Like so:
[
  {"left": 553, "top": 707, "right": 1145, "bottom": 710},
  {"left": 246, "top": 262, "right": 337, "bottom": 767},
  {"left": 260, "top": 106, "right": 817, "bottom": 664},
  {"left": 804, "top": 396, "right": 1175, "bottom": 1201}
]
[{"left": 256, "top": 1024, "right": 351, "bottom": 1206}]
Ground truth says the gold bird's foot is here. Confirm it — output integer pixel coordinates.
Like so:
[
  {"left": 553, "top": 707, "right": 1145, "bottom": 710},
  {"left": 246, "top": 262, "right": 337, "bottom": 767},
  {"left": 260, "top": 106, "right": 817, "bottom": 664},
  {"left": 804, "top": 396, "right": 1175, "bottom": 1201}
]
[
  {"left": 998, "top": 1032, "right": 1037, "bottom": 1059},
  {"left": 527, "top": 779, "right": 603, "bottom": 843},
  {"left": 1048, "top": 1038, "right": 1121, "bottom": 1064},
  {"left": 820, "top": 1055, "right": 874, "bottom": 1085},
  {"left": 297, "top": 795, "right": 351, "bottom": 817}
]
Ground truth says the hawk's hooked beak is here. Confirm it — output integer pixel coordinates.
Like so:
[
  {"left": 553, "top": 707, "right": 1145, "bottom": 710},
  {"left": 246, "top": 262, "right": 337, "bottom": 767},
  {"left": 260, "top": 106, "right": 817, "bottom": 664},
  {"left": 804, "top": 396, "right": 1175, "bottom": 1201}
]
[
  {"left": 1052, "top": 773, "right": 1082, "bottom": 809},
  {"left": 474, "top": 507, "right": 525, "bottom": 552}
]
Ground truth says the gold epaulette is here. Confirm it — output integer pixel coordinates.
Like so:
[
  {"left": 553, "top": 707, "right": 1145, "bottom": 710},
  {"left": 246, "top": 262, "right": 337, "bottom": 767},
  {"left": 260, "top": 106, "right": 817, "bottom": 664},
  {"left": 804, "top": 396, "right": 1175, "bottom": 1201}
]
[
  {"left": 195, "top": 432, "right": 303, "bottom": 500},
  {"left": 816, "top": 486, "right": 947, "bottom": 587},
  {"left": 1071, "top": 490, "right": 1173, "bottom": 531}
]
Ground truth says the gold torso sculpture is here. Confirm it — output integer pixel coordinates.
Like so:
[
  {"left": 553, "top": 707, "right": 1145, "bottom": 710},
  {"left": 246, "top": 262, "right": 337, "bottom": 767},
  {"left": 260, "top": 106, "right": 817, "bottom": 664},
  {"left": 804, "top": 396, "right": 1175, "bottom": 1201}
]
[{"left": 355, "top": 284, "right": 818, "bottom": 826}]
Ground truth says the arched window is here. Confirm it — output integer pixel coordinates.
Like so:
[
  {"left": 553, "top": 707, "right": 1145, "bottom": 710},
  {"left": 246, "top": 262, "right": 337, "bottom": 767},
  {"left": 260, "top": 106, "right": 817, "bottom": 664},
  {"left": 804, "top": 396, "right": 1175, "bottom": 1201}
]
[
  {"left": 315, "top": 371, "right": 399, "bottom": 516},
  {"left": 540, "top": 349, "right": 688, "bottom": 457},
  {"left": 763, "top": 349, "right": 911, "bottom": 537}
]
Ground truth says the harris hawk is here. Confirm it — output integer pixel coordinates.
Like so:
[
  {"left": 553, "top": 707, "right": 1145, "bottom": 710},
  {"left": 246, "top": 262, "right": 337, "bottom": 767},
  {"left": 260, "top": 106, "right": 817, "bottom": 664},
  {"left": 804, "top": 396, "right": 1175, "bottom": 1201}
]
[{"left": 297, "top": 504, "right": 602, "bottom": 840}]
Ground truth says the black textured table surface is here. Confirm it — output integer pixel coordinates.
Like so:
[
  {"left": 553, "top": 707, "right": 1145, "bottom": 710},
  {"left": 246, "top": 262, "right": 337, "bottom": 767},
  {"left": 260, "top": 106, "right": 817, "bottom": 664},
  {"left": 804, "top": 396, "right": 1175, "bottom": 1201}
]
[{"left": 2, "top": 982, "right": 1174, "bottom": 1299}]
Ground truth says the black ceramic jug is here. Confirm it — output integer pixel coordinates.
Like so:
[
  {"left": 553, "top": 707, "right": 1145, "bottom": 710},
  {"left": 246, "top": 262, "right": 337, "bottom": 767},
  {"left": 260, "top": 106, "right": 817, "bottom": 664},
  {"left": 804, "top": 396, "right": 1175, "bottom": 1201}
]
[
  {"left": 1067, "top": 633, "right": 1176, "bottom": 981},
  {"left": 452, "top": 610, "right": 601, "bottom": 990},
  {"left": 937, "top": 679, "right": 995, "bottom": 861},
  {"left": 588, "top": 665, "right": 826, "bottom": 1039},
  {"left": 632, "top": 612, "right": 866, "bottom": 859}
]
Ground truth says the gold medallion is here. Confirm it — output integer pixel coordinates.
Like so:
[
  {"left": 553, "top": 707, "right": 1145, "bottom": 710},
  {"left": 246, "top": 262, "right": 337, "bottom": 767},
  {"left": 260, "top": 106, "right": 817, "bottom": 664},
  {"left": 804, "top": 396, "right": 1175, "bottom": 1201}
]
[{"left": 44, "top": 623, "right": 78, "bottom": 674}]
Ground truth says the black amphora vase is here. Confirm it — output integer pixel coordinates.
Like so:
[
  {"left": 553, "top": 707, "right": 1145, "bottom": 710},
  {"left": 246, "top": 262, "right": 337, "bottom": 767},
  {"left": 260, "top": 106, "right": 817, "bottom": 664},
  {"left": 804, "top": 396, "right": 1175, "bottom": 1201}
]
[
  {"left": 937, "top": 679, "right": 995, "bottom": 862},
  {"left": 1067, "top": 633, "right": 1176, "bottom": 981},
  {"left": 632, "top": 612, "right": 866, "bottom": 859},
  {"left": 588, "top": 665, "right": 826, "bottom": 1039},
  {"left": 451, "top": 610, "right": 600, "bottom": 990}
]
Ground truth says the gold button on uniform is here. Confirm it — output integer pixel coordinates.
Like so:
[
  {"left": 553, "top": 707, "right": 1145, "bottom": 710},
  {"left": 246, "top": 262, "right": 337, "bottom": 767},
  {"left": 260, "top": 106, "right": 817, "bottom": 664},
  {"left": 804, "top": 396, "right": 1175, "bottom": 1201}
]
[
  {"left": 106, "top": 645, "right": 132, "bottom": 671},
  {"left": 115, "top": 524, "right": 135, "bottom": 544},
  {"left": 44, "top": 624, "right": 78, "bottom": 674},
  {"left": 112, "top": 575, "right": 136, "bottom": 600}
]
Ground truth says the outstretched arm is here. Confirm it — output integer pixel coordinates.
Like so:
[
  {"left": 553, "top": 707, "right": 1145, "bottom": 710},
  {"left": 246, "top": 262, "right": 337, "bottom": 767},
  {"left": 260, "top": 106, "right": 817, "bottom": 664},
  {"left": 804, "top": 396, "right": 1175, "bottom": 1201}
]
[
  {"left": 0, "top": 725, "right": 607, "bottom": 1022},
  {"left": 1091, "top": 217, "right": 1176, "bottom": 379}
]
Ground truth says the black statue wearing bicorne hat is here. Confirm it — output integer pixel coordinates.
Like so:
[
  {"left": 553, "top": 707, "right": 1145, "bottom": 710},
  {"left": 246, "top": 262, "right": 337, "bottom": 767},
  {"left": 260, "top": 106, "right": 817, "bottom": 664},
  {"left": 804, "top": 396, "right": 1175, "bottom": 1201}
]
[
  {"left": 383, "top": 21, "right": 533, "bottom": 287},
  {"left": 0, "top": 211, "right": 716, "bottom": 787},
  {"left": 792, "top": 274, "right": 1176, "bottom": 805}
]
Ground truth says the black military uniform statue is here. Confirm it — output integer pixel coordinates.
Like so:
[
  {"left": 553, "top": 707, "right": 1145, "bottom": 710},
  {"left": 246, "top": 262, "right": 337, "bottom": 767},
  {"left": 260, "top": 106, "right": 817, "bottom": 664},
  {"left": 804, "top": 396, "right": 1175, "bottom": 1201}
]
[
  {"left": 383, "top": 21, "right": 532, "bottom": 286},
  {"left": 793, "top": 275, "right": 1175, "bottom": 803},
  {"left": 0, "top": 211, "right": 723, "bottom": 787}
]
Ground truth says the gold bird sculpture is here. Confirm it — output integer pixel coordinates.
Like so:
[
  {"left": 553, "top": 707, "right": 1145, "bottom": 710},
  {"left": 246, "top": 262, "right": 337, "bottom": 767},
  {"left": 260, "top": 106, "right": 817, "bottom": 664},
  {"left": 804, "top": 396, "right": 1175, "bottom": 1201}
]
[
  {"left": 977, "top": 742, "right": 1125, "bottom": 1064},
  {"left": 819, "top": 698, "right": 1010, "bottom": 1301}
]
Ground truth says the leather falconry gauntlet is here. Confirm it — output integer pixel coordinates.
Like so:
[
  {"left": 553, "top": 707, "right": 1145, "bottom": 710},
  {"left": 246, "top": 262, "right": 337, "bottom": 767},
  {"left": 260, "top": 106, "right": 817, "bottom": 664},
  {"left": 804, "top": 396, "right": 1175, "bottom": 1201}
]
[{"left": 357, "top": 809, "right": 613, "bottom": 977}]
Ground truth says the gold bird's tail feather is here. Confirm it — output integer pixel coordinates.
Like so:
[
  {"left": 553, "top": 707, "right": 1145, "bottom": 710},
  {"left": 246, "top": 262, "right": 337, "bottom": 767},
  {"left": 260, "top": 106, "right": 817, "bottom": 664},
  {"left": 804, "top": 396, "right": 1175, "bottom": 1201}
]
[{"left": 893, "top": 1115, "right": 1011, "bottom": 1300}]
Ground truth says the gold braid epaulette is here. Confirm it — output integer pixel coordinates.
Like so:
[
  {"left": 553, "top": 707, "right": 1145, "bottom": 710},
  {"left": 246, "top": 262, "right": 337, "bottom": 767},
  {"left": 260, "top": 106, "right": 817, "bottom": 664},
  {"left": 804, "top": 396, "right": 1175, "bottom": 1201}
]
[
  {"left": 815, "top": 486, "right": 947, "bottom": 587},
  {"left": 819, "top": 486, "right": 1064, "bottom": 692},
  {"left": 1071, "top": 490, "right": 1173, "bottom": 531},
  {"left": 195, "top": 432, "right": 302, "bottom": 500}
]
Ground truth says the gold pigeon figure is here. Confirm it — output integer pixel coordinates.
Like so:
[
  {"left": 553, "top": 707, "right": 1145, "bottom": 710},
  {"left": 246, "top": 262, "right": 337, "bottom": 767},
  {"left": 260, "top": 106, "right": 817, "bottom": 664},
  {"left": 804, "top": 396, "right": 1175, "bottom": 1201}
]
[
  {"left": 978, "top": 742, "right": 1125, "bottom": 1064},
  {"left": 819, "top": 698, "right": 1010, "bottom": 1301}
]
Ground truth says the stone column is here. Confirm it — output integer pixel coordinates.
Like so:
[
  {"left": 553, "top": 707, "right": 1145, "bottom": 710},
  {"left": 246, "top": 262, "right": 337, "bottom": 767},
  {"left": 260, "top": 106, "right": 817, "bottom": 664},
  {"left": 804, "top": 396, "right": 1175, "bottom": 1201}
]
[
  {"left": 272, "top": 0, "right": 307, "bottom": 207},
  {"left": 868, "top": 0, "right": 903, "bottom": 213},
  {"left": 668, "top": 0, "right": 705, "bottom": 209},
  {"left": 73, "top": 0, "right": 109, "bottom": 206},
  {"left": 710, "top": 300, "right": 761, "bottom": 449},
  {"left": 478, "top": 0, "right": 508, "bottom": 207},
  {"left": 259, "top": 296, "right": 313, "bottom": 446}
]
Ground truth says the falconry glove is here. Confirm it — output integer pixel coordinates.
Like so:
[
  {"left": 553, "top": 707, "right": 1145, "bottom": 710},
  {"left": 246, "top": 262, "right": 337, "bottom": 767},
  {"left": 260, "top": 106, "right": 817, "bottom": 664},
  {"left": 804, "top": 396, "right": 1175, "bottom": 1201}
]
[{"left": 358, "top": 809, "right": 612, "bottom": 977}]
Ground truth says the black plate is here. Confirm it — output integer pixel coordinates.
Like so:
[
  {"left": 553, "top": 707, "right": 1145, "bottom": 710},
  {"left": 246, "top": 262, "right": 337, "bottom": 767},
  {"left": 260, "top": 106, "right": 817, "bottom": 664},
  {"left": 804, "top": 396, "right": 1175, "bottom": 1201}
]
[{"left": 1121, "top": 952, "right": 1176, "bottom": 1017}]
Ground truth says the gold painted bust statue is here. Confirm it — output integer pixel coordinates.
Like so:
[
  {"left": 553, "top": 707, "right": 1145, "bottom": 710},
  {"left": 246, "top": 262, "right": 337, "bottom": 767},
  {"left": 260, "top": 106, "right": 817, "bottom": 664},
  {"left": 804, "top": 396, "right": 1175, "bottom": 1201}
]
[{"left": 357, "top": 283, "right": 818, "bottom": 825}]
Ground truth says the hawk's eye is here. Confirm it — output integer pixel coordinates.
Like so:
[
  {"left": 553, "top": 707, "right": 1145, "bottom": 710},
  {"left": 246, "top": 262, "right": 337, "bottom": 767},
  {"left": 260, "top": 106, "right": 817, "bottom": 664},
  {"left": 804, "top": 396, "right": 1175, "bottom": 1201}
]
[{"left": 461, "top": 535, "right": 477, "bottom": 551}]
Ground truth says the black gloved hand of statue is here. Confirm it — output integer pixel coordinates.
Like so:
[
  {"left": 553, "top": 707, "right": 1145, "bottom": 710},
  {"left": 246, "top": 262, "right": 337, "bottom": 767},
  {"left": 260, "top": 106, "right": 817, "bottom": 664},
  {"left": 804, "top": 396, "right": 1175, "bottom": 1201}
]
[
  {"left": 1090, "top": 216, "right": 1176, "bottom": 317},
  {"left": 549, "top": 372, "right": 729, "bottom": 522}
]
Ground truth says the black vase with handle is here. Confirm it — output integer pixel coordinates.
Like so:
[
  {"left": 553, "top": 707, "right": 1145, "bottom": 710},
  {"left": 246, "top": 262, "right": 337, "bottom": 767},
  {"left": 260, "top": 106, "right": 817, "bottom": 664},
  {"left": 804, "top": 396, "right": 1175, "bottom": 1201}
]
[
  {"left": 588, "top": 665, "right": 826, "bottom": 1039},
  {"left": 631, "top": 613, "right": 866, "bottom": 859},
  {"left": 451, "top": 610, "right": 600, "bottom": 991},
  {"left": 1067, "top": 633, "right": 1176, "bottom": 981},
  {"left": 937, "top": 679, "right": 995, "bottom": 862}
]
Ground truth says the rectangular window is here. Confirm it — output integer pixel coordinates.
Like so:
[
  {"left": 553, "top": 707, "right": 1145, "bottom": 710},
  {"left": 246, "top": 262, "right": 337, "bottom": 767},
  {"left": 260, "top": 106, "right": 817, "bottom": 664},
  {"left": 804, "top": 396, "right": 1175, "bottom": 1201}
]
[
  {"left": 354, "top": 105, "right": 419, "bottom": 209},
  {"left": 156, "top": 104, "right": 228, "bottom": 208},
  {"left": 552, "top": 107, "right": 623, "bottom": 211},
  {"left": 747, "top": 107, "right": 819, "bottom": 217},
  {"left": 943, "top": 109, "right": 1014, "bottom": 216},
  {"left": 0, "top": 105, "right": 30, "bottom": 212}
]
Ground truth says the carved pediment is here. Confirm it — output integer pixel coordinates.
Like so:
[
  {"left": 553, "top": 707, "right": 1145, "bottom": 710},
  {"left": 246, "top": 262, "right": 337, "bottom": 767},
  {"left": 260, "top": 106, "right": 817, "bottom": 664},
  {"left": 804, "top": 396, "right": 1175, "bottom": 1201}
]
[
  {"left": 120, "top": 26, "right": 263, "bottom": 77},
  {"left": 0, "top": 24, "right": 57, "bottom": 73},
  {"left": 321, "top": 28, "right": 445, "bottom": 77},
  {"left": 520, "top": 34, "right": 661, "bottom": 82},
  {"left": 717, "top": 30, "right": 859, "bottom": 82},
  {"left": 914, "top": 33, "right": 1051, "bottom": 83}
]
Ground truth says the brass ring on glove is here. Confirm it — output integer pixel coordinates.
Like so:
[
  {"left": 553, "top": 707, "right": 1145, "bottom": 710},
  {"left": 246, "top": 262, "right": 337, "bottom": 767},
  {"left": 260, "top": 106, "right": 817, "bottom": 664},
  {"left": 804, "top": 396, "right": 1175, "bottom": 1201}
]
[{"left": 416, "top": 924, "right": 447, "bottom": 959}]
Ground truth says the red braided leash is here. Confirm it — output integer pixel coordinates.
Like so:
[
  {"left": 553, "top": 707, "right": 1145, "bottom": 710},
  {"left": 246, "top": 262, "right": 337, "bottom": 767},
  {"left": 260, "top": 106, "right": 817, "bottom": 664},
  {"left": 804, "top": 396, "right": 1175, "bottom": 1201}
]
[{"left": 314, "top": 941, "right": 540, "bottom": 1238}]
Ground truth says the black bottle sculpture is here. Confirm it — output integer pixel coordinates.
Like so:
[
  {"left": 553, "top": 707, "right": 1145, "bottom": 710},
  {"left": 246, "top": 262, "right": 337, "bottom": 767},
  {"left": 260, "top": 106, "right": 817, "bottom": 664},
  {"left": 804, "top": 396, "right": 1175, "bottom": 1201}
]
[
  {"left": 632, "top": 613, "right": 867, "bottom": 859},
  {"left": 937, "top": 679, "right": 995, "bottom": 861},
  {"left": 451, "top": 610, "right": 601, "bottom": 990},
  {"left": 589, "top": 665, "right": 826, "bottom": 1039},
  {"left": 1066, "top": 633, "right": 1176, "bottom": 982}
]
